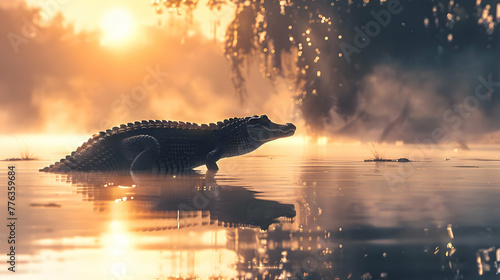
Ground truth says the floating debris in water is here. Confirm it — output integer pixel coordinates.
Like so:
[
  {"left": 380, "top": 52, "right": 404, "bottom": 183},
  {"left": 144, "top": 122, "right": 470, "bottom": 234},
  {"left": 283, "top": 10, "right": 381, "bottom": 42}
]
[
  {"left": 29, "top": 203, "right": 61, "bottom": 208},
  {"left": 2, "top": 157, "right": 38, "bottom": 161},
  {"left": 364, "top": 157, "right": 411, "bottom": 162},
  {"left": 364, "top": 159, "right": 393, "bottom": 162}
]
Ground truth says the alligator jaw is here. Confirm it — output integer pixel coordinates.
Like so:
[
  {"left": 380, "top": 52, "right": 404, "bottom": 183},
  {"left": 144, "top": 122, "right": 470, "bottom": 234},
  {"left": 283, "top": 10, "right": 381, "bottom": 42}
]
[{"left": 269, "top": 123, "right": 296, "bottom": 137}]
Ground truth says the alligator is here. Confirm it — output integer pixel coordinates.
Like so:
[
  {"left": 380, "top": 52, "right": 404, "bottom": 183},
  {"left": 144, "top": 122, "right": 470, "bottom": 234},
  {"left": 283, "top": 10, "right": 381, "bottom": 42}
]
[{"left": 40, "top": 115, "right": 296, "bottom": 173}]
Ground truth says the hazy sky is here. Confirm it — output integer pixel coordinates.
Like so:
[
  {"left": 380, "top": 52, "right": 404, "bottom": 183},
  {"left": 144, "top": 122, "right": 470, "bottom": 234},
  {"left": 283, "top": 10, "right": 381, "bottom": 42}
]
[
  {"left": 0, "top": 0, "right": 296, "bottom": 136},
  {"left": 4, "top": 0, "right": 235, "bottom": 38}
]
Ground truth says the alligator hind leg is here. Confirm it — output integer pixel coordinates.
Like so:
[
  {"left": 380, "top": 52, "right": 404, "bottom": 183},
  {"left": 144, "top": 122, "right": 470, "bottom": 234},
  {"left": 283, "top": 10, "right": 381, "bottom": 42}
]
[{"left": 121, "top": 135, "right": 161, "bottom": 172}]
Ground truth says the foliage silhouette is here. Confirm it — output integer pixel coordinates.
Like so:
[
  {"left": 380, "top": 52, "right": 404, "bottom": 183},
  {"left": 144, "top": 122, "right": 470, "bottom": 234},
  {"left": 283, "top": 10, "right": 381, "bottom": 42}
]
[{"left": 152, "top": 0, "right": 500, "bottom": 136}]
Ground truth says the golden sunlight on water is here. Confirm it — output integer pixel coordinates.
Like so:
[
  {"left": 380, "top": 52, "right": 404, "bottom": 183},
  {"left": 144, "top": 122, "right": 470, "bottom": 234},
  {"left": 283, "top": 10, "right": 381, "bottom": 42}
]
[{"left": 1, "top": 136, "right": 500, "bottom": 279}]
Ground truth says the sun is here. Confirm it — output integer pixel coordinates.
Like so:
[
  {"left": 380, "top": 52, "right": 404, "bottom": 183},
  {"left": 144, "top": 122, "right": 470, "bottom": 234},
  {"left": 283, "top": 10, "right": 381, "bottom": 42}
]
[{"left": 100, "top": 9, "right": 134, "bottom": 45}]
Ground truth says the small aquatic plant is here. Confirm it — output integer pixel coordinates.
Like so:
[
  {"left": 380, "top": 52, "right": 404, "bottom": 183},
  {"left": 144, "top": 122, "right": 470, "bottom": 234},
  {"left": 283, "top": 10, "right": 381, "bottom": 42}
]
[
  {"left": 368, "top": 143, "right": 385, "bottom": 160},
  {"left": 20, "top": 146, "right": 37, "bottom": 160},
  {"left": 18, "top": 140, "right": 37, "bottom": 160}
]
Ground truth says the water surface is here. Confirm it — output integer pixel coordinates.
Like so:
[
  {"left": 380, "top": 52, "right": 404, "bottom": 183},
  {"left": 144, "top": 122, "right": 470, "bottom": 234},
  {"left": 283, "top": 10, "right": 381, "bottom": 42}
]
[{"left": 1, "top": 143, "right": 500, "bottom": 279}]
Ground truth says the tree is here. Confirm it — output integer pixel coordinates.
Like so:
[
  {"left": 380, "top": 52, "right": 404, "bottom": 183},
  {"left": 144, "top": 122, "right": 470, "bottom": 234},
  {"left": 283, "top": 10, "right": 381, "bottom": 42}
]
[{"left": 152, "top": 0, "right": 500, "bottom": 139}]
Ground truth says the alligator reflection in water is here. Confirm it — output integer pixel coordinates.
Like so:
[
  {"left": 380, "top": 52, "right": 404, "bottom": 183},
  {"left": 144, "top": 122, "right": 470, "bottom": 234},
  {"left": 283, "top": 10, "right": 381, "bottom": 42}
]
[
  {"left": 63, "top": 172, "right": 295, "bottom": 230},
  {"left": 54, "top": 172, "right": 305, "bottom": 278},
  {"left": 56, "top": 172, "right": 337, "bottom": 279}
]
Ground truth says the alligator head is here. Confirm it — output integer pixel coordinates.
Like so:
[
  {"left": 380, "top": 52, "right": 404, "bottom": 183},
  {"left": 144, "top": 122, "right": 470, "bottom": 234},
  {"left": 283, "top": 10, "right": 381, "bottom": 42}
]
[
  {"left": 219, "top": 114, "right": 296, "bottom": 158},
  {"left": 246, "top": 115, "right": 296, "bottom": 143}
]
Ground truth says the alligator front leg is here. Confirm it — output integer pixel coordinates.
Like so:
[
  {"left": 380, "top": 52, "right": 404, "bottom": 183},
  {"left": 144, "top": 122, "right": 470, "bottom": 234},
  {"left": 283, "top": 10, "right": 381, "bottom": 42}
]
[
  {"left": 122, "top": 135, "right": 161, "bottom": 172},
  {"left": 206, "top": 147, "right": 224, "bottom": 171}
]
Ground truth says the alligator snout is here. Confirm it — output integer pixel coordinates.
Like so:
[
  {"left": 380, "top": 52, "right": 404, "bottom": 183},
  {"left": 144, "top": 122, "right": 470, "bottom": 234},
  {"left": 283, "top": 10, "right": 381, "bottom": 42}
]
[{"left": 283, "top": 123, "right": 296, "bottom": 132}]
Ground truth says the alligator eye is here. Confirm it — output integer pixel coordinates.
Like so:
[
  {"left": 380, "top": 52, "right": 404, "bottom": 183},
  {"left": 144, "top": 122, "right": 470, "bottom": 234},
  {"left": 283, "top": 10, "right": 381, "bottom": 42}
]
[
  {"left": 260, "top": 115, "right": 268, "bottom": 120},
  {"left": 250, "top": 115, "right": 260, "bottom": 121}
]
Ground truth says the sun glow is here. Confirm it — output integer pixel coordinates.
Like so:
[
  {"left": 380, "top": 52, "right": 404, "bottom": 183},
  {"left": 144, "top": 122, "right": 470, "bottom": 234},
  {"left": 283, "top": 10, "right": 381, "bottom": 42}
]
[{"left": 100, "top": 9, "right": 134, "bottom": 45}]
